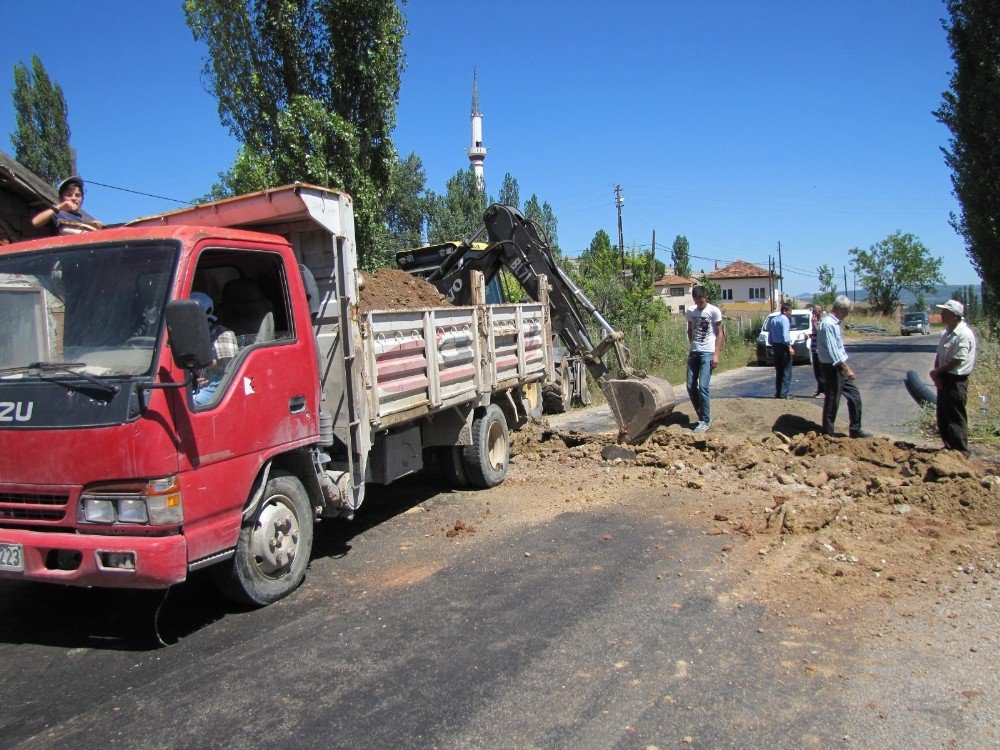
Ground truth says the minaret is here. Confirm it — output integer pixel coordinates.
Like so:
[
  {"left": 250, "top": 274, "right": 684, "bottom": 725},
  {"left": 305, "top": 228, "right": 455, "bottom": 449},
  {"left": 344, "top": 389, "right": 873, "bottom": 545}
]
[{"left": 468, "top": 69, "right": 486, "bottom": 190}]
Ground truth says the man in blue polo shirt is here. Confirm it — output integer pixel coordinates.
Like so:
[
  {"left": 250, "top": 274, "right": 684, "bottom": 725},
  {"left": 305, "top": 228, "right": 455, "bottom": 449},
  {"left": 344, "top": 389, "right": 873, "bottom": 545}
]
[{"left": 767, "top": 302, "right": 794, "bottom": 398}]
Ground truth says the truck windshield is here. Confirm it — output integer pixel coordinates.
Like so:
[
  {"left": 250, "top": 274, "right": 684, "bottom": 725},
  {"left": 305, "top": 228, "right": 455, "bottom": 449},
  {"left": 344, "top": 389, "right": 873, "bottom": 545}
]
[
  {"left": 0, "top": 242, "right": 176, "bottom": 377},
  {"left": 904, "top": 313, "right": 925, "bottom": 322},
  {"left": 791, "top": 314, "right": 810, "bottom": 331}
]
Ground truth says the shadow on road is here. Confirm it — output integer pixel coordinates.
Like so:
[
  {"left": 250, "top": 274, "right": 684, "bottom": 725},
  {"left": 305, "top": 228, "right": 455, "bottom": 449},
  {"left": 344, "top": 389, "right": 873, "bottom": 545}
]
[
  {"left": 0, "top": 471, "right": 452, "bottom": 651},
  {"left": 846, "top": 340, "right": 937, "bottom": 354}
]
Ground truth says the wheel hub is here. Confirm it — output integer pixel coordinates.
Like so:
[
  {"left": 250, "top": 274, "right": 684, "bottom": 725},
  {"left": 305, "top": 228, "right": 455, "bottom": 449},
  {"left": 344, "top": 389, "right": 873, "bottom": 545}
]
[
  {"left": 487, "top": 420, "right": 505, "bottom": 470},
  {"left": 250, "top": 497, "right": 300, "bottom": 577}
]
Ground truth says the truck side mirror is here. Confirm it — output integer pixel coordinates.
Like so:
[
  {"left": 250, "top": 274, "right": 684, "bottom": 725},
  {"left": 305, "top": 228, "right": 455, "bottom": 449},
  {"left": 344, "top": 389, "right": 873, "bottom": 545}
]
[{"left": 165, "top": 300, "right": 214, "bottom": 371}]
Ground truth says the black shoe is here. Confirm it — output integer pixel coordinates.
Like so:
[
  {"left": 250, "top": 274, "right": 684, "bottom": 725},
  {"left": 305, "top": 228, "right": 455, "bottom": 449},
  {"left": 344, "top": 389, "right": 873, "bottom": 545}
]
[{"left": 849, "top": 429, "right": 873, "bottom": 439}]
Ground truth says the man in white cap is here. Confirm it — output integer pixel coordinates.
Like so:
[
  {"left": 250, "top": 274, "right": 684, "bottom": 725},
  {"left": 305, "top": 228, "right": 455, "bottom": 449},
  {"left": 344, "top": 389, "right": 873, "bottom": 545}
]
[{"left": 929, "top": 299, "right": 977, "bottom": 456}]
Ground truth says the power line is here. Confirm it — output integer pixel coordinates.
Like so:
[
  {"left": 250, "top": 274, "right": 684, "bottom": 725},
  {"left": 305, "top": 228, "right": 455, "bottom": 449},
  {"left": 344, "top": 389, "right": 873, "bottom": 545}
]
[{"left": 86, "top": 180, "right": 196, "bottom": 205}]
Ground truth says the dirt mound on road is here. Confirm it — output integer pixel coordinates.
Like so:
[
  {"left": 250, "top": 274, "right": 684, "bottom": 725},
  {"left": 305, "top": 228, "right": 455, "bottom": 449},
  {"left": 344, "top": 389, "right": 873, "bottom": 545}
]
[
  {"left": 359, "top": 268, "right": 451, "bottom": 313},
  {"left": 513, "top": 397, "right": 999, "bottom": 620}
]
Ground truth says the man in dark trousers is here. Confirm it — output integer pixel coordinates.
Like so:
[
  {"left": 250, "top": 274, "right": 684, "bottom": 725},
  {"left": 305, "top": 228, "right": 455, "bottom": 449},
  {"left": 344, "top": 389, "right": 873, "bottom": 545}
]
[
  {"left": 929, "top": 300, "right": 977, "bottom": 457},
  {"left": 810, "top": 304, "right": 825, "bottom": 397},
  {"left": 767, "top": 302, "right": 794, "bottom": 398},
  {"left": 815, "top": 295, "right": 872, "bottom": 438}
]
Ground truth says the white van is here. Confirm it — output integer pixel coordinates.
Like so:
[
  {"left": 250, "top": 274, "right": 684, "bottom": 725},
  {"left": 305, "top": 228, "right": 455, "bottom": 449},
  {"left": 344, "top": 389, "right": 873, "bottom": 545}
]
[{"left": 756, "top": 309, "right": 813, "bottom": 365}]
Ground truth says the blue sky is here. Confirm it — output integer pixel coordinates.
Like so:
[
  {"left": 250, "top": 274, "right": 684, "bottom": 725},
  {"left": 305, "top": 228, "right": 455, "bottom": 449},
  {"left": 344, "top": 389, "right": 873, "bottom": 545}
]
[{"left": 0, "top": 0, "right": 972, "bottom": 295}]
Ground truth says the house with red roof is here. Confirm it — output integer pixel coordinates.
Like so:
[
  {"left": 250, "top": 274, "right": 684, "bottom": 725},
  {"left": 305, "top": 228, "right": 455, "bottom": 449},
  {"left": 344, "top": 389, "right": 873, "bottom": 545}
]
[
  {"left": 652, "top": 272, "right": 696, "bottom": 314},
  {"left": 705, "top": 260, "right": 778, "bottom": 314}
]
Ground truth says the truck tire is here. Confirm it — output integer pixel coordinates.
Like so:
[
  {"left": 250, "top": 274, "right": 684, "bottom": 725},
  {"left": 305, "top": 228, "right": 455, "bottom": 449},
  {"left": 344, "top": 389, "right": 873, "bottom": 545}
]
[
  {"left": 212, "top": 470, "right": 313, "bottom": 607},
  {"left": 462, "top": 404, "right": 509, "bottom": 488},
  {"left": 543, "top": 360, "right": 572, "bottom": 413},
  {"left": 436, "top": 446, "right": 470, "bottom": 488}
]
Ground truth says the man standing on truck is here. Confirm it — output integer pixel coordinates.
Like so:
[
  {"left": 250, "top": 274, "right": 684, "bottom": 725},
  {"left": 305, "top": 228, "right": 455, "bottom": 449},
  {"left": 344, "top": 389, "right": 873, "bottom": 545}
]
[
  {"left": 686, "top": 285, "right": 724, "bottom": 433},
  {"left": 767, "top": 302, "right": 794, "bottom": 399},
  {"left": 30, "top": 176, "right": 102, "bottom": 235},
  {"left": 929, "top": 299, "right": 977, "bottom": 457}
]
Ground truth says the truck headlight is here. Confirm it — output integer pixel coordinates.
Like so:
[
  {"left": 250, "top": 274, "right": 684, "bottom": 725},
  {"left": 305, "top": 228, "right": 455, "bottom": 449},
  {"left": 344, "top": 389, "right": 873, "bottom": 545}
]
[
  {"left": 79, "top": 476, "right": 183, "bottom": 527},
  {"left": 116, "top": 499, "right": 149, "bottom": 524},
  {"left": 83, "top": 498, "right": 116, "bottom": 524}
]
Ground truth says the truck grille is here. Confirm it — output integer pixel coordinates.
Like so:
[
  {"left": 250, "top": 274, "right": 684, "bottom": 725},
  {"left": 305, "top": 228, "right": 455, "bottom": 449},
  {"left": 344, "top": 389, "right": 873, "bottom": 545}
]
[{"left": 0, "top": 492, "right": 69, "bottom": 522}]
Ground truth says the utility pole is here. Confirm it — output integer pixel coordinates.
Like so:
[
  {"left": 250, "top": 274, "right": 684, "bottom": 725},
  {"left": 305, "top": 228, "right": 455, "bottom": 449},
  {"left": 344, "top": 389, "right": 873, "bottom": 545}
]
[
  {"left": 843, "top": 266, "right": 849, "bottom": 301},
  {"left": 614, "top": 184, "right": 625, "bottom": 273},
  {"left": 651, "top": 229, "right": 656, "bottom": 285},
  {"left": 768, "top": 256, "right": 775, "bottom": 312},
  {"left": 777, "top": 241, "right": 784, "bottom": 302}
]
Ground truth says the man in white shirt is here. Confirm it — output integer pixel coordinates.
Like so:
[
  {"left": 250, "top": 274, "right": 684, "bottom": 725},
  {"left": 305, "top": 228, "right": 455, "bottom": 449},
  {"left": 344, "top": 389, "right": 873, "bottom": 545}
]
[
  {"left": 686, "top": 285, "right": 724, "bottom": 433},
  {"left": 929, "top": 299, "right": 977, "bottom": 456}
]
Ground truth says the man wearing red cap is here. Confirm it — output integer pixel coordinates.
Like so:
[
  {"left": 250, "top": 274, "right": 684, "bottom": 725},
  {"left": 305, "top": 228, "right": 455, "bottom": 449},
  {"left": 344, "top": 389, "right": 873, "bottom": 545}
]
[{"left": 929, "top": 299, "right": 977, "bottom": 457}]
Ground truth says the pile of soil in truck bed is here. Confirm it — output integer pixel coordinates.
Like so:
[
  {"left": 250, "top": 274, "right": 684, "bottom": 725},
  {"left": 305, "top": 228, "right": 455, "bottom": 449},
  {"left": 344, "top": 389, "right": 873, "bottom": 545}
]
[{"left": 359, "top": 269, "right": 452, "bottom": 313}]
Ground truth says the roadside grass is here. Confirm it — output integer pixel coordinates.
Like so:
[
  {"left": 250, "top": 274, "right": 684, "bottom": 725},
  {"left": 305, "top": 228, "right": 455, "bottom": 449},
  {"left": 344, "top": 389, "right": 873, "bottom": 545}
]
[
  {"left": 583, "top": 315, "right": 757, "bottom": 407},
  {"left": 905, "top": 323, "right": 1000, "bottom": 448}
]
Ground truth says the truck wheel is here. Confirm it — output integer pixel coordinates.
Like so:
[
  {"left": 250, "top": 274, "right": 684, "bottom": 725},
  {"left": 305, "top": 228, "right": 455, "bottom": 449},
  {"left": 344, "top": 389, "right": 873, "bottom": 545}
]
[
  {"left": 436, "top": 446, "right": 470, "bottom": 488},
  {"left": 522, "top": 382, "right": 544, "bottom": 419},
  {"left": 543, "top": 361, "right": 572, "bottom": 413},
  {"left": 462, "top": 404, "right": 509, "bottom": 488},
  {"left": 212, "top": 470, "right": 313, "bottom": 607}
]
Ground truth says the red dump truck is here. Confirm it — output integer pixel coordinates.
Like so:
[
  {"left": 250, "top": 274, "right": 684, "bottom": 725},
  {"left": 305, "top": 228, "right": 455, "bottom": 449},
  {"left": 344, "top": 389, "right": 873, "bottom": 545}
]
[{"left": 0, "top": 184, "right": 553, "bottom": 605}]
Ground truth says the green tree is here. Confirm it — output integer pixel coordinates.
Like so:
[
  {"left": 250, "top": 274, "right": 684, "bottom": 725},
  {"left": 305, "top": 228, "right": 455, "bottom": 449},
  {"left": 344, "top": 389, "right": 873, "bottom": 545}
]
[
  {"left": 695, "top": 276, "right": 722, "bottom": 304},
  {"left": 10, "top": 55, "right": 72, "bottom": 184},
  {"left": 671, "top": 235, "right": 691, "bottom": 278},
  {"left": 380, "top": 153, "right": 431, "bottom": 263},
  {"left": 570, "top": 230, "right": 665, "bottom": 335},
  {"left": 816, "top": 264, "right": 837, "bottom": 306},
  {"left": 521, "top": 193, "right": 559, "bottom": 254},
  {"left": 497, "top": 173, "right": 519, "bottom": 210},
  {"left": 184, "top": 0, "right": 405, "bottom": 268},
  {"left": 427, "top": 168, "right": 486, "bottom": 244},
  {"left": 849, "top": 231, "right": 944, "bottom": 315},
  {"left": 935, "top": 0, "right": 1000, "bottom": 314}
]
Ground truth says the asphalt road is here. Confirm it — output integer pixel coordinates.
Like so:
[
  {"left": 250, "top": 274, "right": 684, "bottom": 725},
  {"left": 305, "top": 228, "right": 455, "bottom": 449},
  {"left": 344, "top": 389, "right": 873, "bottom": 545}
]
[
  {"left": 554, "top": 333, "right": 942, "bottom": 439},
  {"left": 2, "top": 333, "right": 987, "bottom": 750},
  {"left": 0, "top": 478, "right": 907, "bottom": 750}
]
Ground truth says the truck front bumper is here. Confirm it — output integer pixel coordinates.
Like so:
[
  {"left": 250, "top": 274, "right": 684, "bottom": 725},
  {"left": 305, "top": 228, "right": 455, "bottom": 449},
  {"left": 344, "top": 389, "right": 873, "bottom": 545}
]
[{"left": 0, "top": 528, "right": 187, "bottom": 589}]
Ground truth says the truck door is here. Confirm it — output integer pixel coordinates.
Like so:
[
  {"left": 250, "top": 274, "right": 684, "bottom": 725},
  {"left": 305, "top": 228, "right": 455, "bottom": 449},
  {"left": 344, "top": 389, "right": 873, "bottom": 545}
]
[{"left": 175, "top": 245, "right": 318, "bottom": 561}]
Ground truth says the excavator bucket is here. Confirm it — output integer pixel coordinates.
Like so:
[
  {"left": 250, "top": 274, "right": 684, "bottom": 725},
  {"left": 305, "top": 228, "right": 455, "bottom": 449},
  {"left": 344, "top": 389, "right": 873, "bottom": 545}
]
[{"left": 603, "top": 375, "right": 676, "bottom": 443}]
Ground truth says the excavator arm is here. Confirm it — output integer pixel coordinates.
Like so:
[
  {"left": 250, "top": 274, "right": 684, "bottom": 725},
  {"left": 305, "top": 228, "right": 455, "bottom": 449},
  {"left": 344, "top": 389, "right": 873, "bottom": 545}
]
[{"left": 397, "top": 205, "right": 675, "bottom": 442}]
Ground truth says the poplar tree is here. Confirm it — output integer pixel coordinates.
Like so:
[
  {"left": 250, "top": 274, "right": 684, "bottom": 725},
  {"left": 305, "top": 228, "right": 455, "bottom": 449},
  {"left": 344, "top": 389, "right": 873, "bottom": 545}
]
[
  {"left": 10, "top": 55, "right": 72, "bottom": 184},
  {"left": 185, "top": 0, "right": 406, "bottom": 268},
  {"left": 671, "top": 235, "right": 691, "bottom": 278},
  {"left": 935, "top": 0, "right": 1000, "bottom": 312}
]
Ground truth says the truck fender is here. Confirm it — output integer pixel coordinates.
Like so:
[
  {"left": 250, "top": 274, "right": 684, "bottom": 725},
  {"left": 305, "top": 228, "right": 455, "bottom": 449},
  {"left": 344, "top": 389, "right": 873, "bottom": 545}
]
[{"left": 241, "top": 460, "right": 273, "bottom": 524}]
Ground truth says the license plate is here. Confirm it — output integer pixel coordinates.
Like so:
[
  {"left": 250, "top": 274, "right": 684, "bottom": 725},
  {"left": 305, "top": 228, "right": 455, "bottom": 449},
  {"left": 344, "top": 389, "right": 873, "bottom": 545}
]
[{"left": 0, "top": 543, "right": 24, "bottom": 572}]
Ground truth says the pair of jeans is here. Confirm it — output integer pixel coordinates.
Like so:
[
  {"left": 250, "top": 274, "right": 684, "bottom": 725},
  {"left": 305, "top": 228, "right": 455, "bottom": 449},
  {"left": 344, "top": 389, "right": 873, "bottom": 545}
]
[
  {"left": 820, "top": 363, "right": 862, "bottom": 435},
  {"left": 773, "top": 346, "right": 792, "bottom": 397},
  {"left": 686, "top": 351, "right": 713, "bottom": 425}
]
